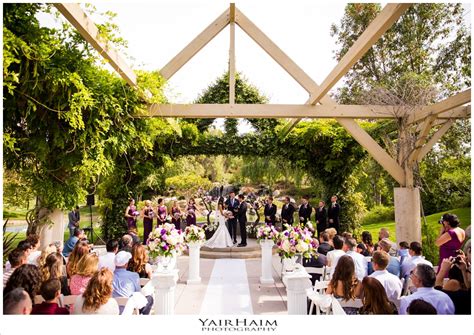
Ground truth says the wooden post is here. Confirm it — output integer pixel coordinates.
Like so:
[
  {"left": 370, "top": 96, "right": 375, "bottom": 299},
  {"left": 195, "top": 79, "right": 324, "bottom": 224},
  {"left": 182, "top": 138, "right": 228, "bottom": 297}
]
[{"left": 229, "top": 4, "right": 236, "bottom": 104}]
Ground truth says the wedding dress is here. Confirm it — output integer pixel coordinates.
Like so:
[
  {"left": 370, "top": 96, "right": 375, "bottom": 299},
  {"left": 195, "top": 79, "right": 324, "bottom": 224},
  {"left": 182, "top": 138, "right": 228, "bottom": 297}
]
[{"left": 204, "top": 206, "right": 234, "bottom": 248}]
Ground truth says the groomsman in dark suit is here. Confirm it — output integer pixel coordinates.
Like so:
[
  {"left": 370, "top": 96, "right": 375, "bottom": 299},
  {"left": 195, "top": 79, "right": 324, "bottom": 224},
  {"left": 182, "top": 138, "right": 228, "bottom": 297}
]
[
  {"left": 237, "top": 194, "right": 248, "bottom": 247},
  {"left": 315, "top": 200, "right": 327, "bottom": 237},
  {"left": 264, "top": 196, "right": 277, "bottom": 226},
  {"left": 225, "top": 191, "right": 240, "bottom": 244},
  {"left": 327, "top": 195, "right": 341, "bottom": 233},
  {"left": 298, "top": 195, "right": 312, "bottom": 225},
  {"left": 281, "top": 196, "right": 295, "bottom": 225}
]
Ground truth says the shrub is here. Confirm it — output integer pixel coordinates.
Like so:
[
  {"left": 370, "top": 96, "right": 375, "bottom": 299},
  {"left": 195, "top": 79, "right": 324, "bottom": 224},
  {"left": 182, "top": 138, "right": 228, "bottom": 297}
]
[{"left": 361, "top": 205, "right": 395, "bottom": 225}]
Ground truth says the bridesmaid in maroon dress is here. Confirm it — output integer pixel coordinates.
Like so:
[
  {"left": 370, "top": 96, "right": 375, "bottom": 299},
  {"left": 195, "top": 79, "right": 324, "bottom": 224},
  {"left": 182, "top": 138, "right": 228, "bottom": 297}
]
[
  {"left": 186, "top": 198, "right": 197, "bottom": 226},
  {"left": 124, "top": 199, "right": 138, "bottom": 231},
  {"left": 171, "top": 200, "right": 182, "bottom": 230},
  {"left": 156, "top": 198, "right": 168, "bottom": 227},
  {"left": 141, "top": 200, "right": 154, "bottom": 242},
  {"left": 436, "top": 213, "right": 466, "bottom": 273}
]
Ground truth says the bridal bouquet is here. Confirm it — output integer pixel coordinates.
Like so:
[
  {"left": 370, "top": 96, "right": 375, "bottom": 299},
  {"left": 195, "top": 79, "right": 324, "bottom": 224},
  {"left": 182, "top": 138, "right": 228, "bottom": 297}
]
[
  {"left": 146, "top": 223, "right": 185, "bottom": 258},
  {"left": 276, "top": 224, "right": 317, "bottom": 259},
  {"left": 184, "top": 224, "right": 206, "bottom": 244},
  {"left": 132, "top": 210, "right": 140, "bottom": 216},
  {"left": 256, "top": 224, "right": 279, "bottom": 242}
]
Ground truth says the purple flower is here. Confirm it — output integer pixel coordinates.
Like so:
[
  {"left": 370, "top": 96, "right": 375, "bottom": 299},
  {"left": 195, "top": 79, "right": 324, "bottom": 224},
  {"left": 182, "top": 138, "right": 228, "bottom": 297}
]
[
  {"left": 163, "top": 244, "right": 169, "bottom": 250},
  {"left": 284, "top": 231, "right": 289, "bottom": 236},
  {"left": 161, "top": 229, "right": 167, "bottom": 235}
]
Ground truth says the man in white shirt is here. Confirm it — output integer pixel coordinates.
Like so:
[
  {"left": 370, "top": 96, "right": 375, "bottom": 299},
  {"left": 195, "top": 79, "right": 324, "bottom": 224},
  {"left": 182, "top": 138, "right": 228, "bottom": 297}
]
[
  {"left": 399, "top": 264, "right": 455, "bottom": 315},
  {"left": 26, "top": 234, "right": 41, "bottom": 266},
  {"left": 98, "top": 239, "right": 119, "bottom": 272},
  {"left": 400, "top": 241, "right": 433, "bottom": 279},
  {"left": 369, "top": 251, "right": 402, "bottom": 303},
  {"left": 378, "top": 228, "right": 397, "bottom": 256},
  {"left": 326, "top": 235, "right": 345, "bottom": 278},
  {"left": 343, "top": 238, "right": 367, "bottom": 281}
]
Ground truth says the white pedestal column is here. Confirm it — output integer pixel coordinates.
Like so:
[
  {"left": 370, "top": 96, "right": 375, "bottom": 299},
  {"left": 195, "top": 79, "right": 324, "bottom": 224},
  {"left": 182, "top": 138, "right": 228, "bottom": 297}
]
[
  {"left": 394, "top": 187, "right": 422, "bottom": 244},
  {"left": 187, "top": 241, "right": 202, "bottom": 284},
  {"left": 282, "top": 267, "right": 312, "bottom": 315},
  {"left": 260, "top": 239, "right": 275, "bottom": 284},
  {"left": 39, "top": 208, "right": 66, "bottom": 248},
  {"left": 151, "top": 269, "right": 179, "bottom": 315}
]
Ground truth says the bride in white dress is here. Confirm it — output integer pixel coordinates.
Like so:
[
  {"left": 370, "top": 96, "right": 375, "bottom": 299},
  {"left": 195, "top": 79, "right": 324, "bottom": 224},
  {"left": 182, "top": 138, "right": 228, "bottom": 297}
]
[{"left": 204, "top": 197, "right": 234, "bottom": 248}]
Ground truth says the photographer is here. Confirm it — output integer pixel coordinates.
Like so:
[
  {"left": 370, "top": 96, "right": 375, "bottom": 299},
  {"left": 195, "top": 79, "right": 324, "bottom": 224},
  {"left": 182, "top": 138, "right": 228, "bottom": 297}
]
[
  {"left": 434, "top": 253, "right": 471, "bottom": 314},
  {"left": 435, "top": 214, "right": 466, "bottom": 270}
]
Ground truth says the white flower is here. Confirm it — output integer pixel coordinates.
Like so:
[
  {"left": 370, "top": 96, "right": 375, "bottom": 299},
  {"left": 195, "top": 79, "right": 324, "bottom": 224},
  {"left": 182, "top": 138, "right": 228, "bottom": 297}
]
[
  {"left": 296, "top": 241, "right": 309, "bottom": 253},
  {"left": 282, "top": 239, "right": 291, "bottom": 252}
]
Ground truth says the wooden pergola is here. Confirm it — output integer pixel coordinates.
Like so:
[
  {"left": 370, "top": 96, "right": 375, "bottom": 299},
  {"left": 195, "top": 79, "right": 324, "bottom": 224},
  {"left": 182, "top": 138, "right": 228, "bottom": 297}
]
[{"left": 55, "top": 3, "right": 471, "bottom": 243}]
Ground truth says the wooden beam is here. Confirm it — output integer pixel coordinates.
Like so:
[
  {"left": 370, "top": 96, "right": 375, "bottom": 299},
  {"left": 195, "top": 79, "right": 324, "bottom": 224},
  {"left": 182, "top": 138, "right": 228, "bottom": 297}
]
[
  {"left": 408, "top": 89, "right": 471, "bottom": 124},
  {"left": 438, "top": 105, "right": 470, "bottom": 119},
  {"left": 308, "top": 3, "right": 410, "bottom": 105},
  {"left": 416, "top": 120, "right": 455, "bottom": 161},
  {"left": 409, "top": 116, "right": 437, "bottom": 163},
  {"left": 146, "top": 103, "right": 401, "bottom": 118},
  {"left": 229, "top": 5, "right": 236, "bottom": 104},
  {"left": 159, "top": 8, "right": 230, "bottom": 80},
  {"left": 337, "top": 118, "right": 406, "bottom": 185},
  {"left": 55, "top": 3, "right": 137, "bottom": 87},
  {"left": 235, "top": 8, "right": 321, "bottom": 95}
]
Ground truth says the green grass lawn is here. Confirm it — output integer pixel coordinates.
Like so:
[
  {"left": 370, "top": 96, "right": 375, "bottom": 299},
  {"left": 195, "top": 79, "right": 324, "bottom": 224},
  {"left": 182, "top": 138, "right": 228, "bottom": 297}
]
[{"left": 361, "top": 207, "right": 471, "bottom": 241}]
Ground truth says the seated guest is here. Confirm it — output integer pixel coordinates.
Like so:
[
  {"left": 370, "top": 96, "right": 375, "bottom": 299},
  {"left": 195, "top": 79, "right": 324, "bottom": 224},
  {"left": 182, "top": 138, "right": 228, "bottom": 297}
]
[
  {"left": 341, "top": 232, "right": 353, "bottom": 240},
  {"left": 120, "top": 234, "right": 133, "bottom": 253},
  {"left": 127, "top": 244, "right": 153, "bottom": 279},
  {"left": 3, "top": 288, "right": 33, "bottom": 315},
  {"left": 26, "top": 234, "right": 41, "bottom": 266},
  {"left": 400, "top": 241, "right": 433, "bottom": 278},
  {"left": 343, "top": 238, "right": 368, "bottom": 280},
  {"left": 66, "top": 241, "right": 90, "bottom": 277},
  {"left": 63, "top": 228, "right": 85, "bottom": 257},
  {"left": 356, "top": 243, "right": 369, "bottom": 256},
  {"left": 113, "top": 251, "right": 153, "bottom": 315},
  {"left": 359, "top": 277, "right": 398, "bottom": 314},
  {"left": 369, "top": 251, "right": 402, "bottom": 303},
  {"left": 378, "top": 238, "right": 400, "bottom": 276},
  {"left": 36, "top": 244, "right": 57, "bottom": 269},
  {"left": 318, "top": 232, "right": 334, "bottom": 255},
  {"left": 434, "top": 258, "right": 471, "bottom": 314},
  {"left": 70, "top": 253, "right": 99, "bottom": 295},
  {"left": 399, "top": 264, "right": 454, "bottom": 314},
  {"left": 128, "top": 228, "right": 141, "bottom": 245},
  {"left": 302, "top": 239, "right": 327, "bottom": 285},
  {"left": 31, "top": 279, "right": 69, "bottom": 315},
  {"left": 42, "top": 252, "right": 71, "bottom": 296},
  {"left": 99, "top": 239, "right": 119, "bottom": 272},
  {"left": 4, "top": 241, "right": 32, "bottom": 272},
  {"left": 326, "top": 235, "right": 345, "bottom": 278},
  {"left": 398, "top": 241, "right": 410, "bottom": 265},
  {"left": 326, "top": 255, "right": 362, "bottom": 314},
  {"left": 324, "top": 228, "right": 337, "bottom": 242},
  {"left": 378, "top": 228, "right": 397, "bottom": 256},
  {"left": 361, "top": 231, "right": 375, "bottom": 256},
  {"left": 407, "top": 299, "right": 437, "bottom": 314},
  {"left": 3, "top": 248, "right": 27, "bottom": 286},
  {"left": 4, "top": 264, "right": 42, "bottom": 302},
  {"left": 74, "top": 268, "right": 119, "bottom": 315}
]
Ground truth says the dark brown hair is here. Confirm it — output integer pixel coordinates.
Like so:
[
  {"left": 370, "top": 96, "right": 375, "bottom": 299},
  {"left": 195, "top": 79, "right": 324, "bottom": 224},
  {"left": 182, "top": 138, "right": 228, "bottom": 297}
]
[
  {"left": 4, "top": 264, "right": 42, "bottom": 301},
  {"left": 329, "top": 255, "right": 359, "bottom": 300},
  {"left": 360, "top": 277, "right": 395, "bottom": 314}
]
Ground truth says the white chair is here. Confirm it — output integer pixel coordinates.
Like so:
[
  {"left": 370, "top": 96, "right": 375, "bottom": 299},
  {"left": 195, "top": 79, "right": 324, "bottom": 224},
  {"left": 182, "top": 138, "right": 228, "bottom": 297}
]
[
  {"left": 330, "top": 297, "right": 346, "bottom": 315},
  {"left": 305, "top": 266, "right": 328, "bottom": 281},
  {"left": 307, "top": 280, "right": 330, "bottom": 315},
  {"left": 58, "top": 294, "right": 79, "bottom": 307},
  {"left": 308, "top": 292, "right": 332, "bottom": 315},
  {"left": 338, "top": 298, "right": 363, "bottom": 309},
  {"left": 139, "top": 278, "right": 150, "bottom": 287}
]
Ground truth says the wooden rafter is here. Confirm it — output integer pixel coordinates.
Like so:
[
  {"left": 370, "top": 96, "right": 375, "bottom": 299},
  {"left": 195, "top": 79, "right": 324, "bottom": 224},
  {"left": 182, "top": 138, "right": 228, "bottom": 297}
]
[
  {"left": 54, "top": 3, "right": 137, "bottom": 87},
  {"left": 146, "top": 104, "right": 402, "bottom": 118},
  {"left": 409, "top": 115, "right": 437, "bottom": 163},
  {"left": 229, "top": 4, "right": 236, "bottom": 104},
  {"left": 282, "top": 3, "right": 411, "bottom": 134},
  {"left": 408, "top": 89, "right": 471, "bottom": 124},
  {"left": 416, "top": 120, "right": 455, "bottom": 161},
  {"left": 159, "top": 8, "right": 230, "bottom": 80}
]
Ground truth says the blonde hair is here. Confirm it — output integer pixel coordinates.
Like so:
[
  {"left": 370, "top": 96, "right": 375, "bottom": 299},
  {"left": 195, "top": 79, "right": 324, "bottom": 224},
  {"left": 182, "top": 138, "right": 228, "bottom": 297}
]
[
  {"left": 37, "top": 244, "right": 57, "bottom": 269},
  {"left": 82, "top": 268, "right": 113, "bottom": 312},
  {"left": 75, "top": 253, "right": 98, "bottom": 277},
  {"left": 325, "top": 228, "right": 337, "bottom": 240},
  {"left": 41, "top": 252, "right": 64, "bottom": 282},
  {"left": 67, "top": 241, "right": 90, "bottom": 276}
]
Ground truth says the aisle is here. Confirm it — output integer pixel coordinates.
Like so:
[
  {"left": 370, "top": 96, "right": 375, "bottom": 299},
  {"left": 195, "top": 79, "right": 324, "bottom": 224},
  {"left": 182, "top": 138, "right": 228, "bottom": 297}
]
[{"left": 199, "top": 259, "right": 254, "bottom": 314}]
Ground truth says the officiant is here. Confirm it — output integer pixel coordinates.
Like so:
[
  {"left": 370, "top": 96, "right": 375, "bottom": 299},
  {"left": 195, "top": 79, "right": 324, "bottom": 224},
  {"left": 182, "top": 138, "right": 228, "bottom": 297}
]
[
  {"left": 225, "top": 191, "right": 239, "bottom": 244},
  {"left": 237, "top": 194, "right": 248, "bottom": 247}
]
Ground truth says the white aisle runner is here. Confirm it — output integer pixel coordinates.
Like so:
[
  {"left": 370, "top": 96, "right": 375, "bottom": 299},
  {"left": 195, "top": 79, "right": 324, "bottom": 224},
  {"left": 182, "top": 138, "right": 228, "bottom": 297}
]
[{"left": 200, "top": 259, "right": 254, "bottom": 314}]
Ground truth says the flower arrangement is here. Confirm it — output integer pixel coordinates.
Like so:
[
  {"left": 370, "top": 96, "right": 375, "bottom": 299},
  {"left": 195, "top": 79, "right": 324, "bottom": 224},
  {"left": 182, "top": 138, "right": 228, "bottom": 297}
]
[
  {"left": 276, "top": 224, "right": 317, "bottom": 259},
  {"left": 184, "top": 224, "right": 206, "bottom": 244},
  {"left": 132, "top": 211, "right": 140, "bottom": 216},
  {"left": 256, "top": 224, "right": 279, "bottom": 242},
  {"left": 246, "top": 224, "right": 258, "bottom": 238},
  {"left": 146, "top": 223, "right": 185, "bottom": 258}
]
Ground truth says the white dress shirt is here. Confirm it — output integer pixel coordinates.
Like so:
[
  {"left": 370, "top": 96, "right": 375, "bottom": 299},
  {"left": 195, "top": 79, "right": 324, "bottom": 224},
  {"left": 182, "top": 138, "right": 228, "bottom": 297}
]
[
  {"left": 369, "top": 269, "right": 402, "bottom": 303},
  {"left": 400, "top": 255, "right": 433, "bottom": 278},
  {"left": 326, "top": 249, "right": 345, "bottom": 277},
  {"left": 98, "top": 252, "right": 116, "bottom": 272},
  {"left": 399, "top": 287, "right": 455, "bottom": 315},
  {"left": 27, "top": 250, "right": 41, "bottom": 266},
  {"left": 346, "top": 250, "right": 368, "bottom": 281}
]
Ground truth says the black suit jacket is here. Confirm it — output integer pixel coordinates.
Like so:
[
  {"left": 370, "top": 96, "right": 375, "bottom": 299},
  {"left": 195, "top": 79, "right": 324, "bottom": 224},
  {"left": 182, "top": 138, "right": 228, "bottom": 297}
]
[
  {"left": 264, "top": 203, "right": 277, "bottom": 224},
  {"left": 237, "top": 201, "right": 248, "bottom": 223},
  {"left": 281, "top": 203, "right": 295, "bottom": 224},
  {"left": 315, "top": 206, "right": 327, "bottom": 227},
  {"left": 317, "top": 242, "right": 334, "bottom": 256},
  {"left": 327, "top": 203, "right": 340, "bottom": 223},
  {"left": 298, "top": 204, "right": 312, "bottom": 224},
  {"left": 225, "top": 198, "right": 240, "bottom": 220},
  {"left": 303, "top": 253, "right": 327, "bottom": 285}
]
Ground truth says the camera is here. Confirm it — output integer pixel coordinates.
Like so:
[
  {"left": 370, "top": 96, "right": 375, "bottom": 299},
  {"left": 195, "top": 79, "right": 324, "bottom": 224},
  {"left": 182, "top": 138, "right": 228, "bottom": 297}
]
[
  {"left": 438, "top": 216, "right": 444, "bottom": 224},
  {"left": 453, "top": 256, "right": 463, "bottom": 265}
]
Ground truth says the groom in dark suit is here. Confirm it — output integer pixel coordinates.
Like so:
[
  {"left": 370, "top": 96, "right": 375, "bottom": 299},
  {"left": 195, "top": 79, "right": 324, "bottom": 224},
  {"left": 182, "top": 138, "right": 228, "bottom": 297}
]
[
  {"left": 264, "top": 196, "right": 277, "bottom": 225},
  {"left": 327, "top": 195, "right": 341, "bottom": 233},
  {"left": 225, "top": 191, "right": 239, "bottom": 244},
  {"left": 237, "top": 194, "right": 248, "bottom": 247}
]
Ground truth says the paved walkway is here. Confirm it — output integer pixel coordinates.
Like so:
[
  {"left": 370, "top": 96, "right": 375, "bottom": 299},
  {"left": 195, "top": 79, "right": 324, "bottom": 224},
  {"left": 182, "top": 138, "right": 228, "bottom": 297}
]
[{"left": 174, "top": 255, "right": 288, "bottom": 314}]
